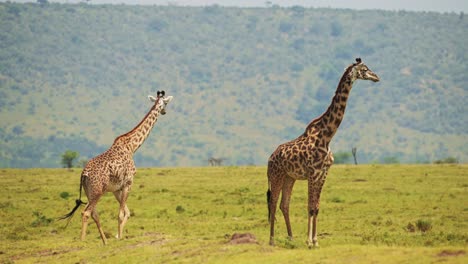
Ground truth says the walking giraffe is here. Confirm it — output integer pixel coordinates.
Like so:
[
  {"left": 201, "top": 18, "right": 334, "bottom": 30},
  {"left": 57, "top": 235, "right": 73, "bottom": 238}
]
[
  {"left": 267, "top": 58, "right": 379, "bottom": 247},
  {"left": 59, "top": 91, "right": 173, "bottom": 245}
]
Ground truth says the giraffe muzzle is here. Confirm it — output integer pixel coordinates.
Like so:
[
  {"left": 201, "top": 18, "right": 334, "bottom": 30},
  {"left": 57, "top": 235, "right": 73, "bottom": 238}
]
[{"left": 368, "top": 72, "right": 380, "bottom": 82}]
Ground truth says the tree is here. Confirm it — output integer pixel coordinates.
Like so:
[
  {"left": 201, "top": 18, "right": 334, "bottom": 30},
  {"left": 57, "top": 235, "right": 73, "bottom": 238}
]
[
  {"left": 61, "top": 150, "right": 79, "bottom": 169},
  {"left": 77, "top": 158, "right": 89, "bottom": 168},
  {"left": 352, "top": 147, "right": 358, "bottom": 165}
]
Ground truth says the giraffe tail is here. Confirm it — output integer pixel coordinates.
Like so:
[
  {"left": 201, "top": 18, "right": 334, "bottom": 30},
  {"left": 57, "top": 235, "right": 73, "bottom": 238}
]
[
  {"left": 267, "top": 183, "right": 272, "bottom": 223},
  {"left": 57, "top": 175, "right": 87, "bottom": 227}
]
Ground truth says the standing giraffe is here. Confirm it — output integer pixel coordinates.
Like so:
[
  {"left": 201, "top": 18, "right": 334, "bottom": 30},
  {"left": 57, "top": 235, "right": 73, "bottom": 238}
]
[
  {"left": 267, "top": 58, "right": 379, "bottom": 247},
  {"left": 59, "top": 91, "right": 173, "bottom": 245}
]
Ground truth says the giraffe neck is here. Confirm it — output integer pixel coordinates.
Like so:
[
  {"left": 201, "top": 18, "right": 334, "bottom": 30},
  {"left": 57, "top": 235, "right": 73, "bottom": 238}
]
[
  {"left": 305, "top": 65, "right": 355, "bottom": 142},
  {"left": 113, "top": 104, "right": 162, "bottom": 153}
]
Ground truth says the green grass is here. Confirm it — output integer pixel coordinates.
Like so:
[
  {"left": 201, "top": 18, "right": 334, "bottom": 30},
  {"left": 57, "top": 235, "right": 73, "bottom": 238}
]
[{"left": 1, "top": 165, "right": 467, "bottom": 263}]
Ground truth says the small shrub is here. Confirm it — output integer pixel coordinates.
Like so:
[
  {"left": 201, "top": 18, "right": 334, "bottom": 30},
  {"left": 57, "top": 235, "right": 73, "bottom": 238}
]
[
  {"left": 330, "top": 197, "right": 345, "bottom": 203},
  {"left": 8, "top": 227, "right": 29, "bottom": 241},
  {"left": 156, "top": 209, "right": 168, "bottom": 218},
  {"left": 406, "top": 222, "right": 416, "bottom": 232},
  {"left": 446, "top": 234, "right": 456, "bottom": 241},
  {"left": 176, "top": 205, "right": 185, "bottom": 213},
  {"left": 0, "top": 201, "right": 13, "bottom": 209},
  {"left": 236, "top": 187, "right": 250, "bottom": 193},
  {"left": 416, "top": 219, "right": 432, "bottom": 233},
  {"left": 59, "top": 191, "right": 70, "bottom": 199},
  {"left": 31, "top": 211, "right": 52, "bottom": 227}
]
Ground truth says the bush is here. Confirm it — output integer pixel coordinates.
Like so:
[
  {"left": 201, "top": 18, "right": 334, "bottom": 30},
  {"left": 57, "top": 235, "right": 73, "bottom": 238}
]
[
  {"left": 407, "top": 219, "right": 432, "bottom": 233},
  {"left": 333, "top": 151, "right": 351, "bottom": 164},
  {"left": 31, "top": 211, "right": 52, "bottom": 227},
  {"left": 416, "top": 219, "right": 432, "bottom": 233},
  {"left": 176, "top": 205, "right": 185, "bottom": 213},
  {"left": 433, "top": 157, "right": 458, "bottom": 164},
  {"left": 406, "top": 222, "right": 416, "bottom": 232},
  {"left": 382, "top": 156, "right": 400, "bottom": 164},
  {"left": 60, "top": 191, "right": 70, "bottom": 199}
]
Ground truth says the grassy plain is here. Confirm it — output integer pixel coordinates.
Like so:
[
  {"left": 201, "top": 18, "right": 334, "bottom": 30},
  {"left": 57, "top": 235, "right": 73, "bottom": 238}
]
[{"left": 0, "top": 165, "right": 467, "bottom": 263}]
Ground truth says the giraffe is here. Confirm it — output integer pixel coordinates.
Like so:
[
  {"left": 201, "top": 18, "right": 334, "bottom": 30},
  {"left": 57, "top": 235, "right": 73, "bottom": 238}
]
[
  {"left": 59, "top": 91, "right": 173, "bottom": 245},
  {"left": 267, "top": 58, "right": 379, "bottom": 248}
]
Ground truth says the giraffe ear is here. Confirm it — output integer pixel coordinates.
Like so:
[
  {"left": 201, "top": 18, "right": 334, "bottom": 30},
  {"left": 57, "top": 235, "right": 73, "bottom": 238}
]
[{"left": 148, "top": 95, "right": 157, "bottom": 102}]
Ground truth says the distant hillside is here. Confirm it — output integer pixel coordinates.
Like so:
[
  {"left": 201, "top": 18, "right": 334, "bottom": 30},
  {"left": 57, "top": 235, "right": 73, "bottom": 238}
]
[{"left": 0, "top": 3, "right": 467, "bottom": 167}]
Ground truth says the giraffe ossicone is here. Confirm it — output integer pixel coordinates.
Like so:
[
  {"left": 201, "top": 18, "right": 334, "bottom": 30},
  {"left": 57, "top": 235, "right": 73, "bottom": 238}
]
[
  {"left": 59, "top": 92, "right": 174, "bottom": 245},
  {"left": 267, "top": 58, "right": 379, "bottom": 248}
]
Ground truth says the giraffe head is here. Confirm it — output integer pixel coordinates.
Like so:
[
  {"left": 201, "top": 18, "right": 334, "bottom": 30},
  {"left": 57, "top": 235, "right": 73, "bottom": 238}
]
[
  {"left": 351, "top": 58, "right": 380, "bottom": 82},
  {"left": 148, "top": 91, "right": 173, "bottom": 115}
]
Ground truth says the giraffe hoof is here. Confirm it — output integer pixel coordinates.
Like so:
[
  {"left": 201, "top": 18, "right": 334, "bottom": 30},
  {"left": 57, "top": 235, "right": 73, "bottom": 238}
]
[
  {"left": 307, "top": 240, "right": 319, "bottom": 249},
  {"left": 313, "top": 238, "right": 319, "bottom": 248}
]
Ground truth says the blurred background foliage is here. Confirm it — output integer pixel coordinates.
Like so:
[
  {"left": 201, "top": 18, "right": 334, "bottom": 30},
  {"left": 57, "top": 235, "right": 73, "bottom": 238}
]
[{"left": 0, "top": 3, "right": 466, "bottom": 167}]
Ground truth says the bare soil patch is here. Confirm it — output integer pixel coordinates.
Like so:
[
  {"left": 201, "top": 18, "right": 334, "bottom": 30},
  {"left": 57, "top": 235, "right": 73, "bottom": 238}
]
[
  {"left": 228, "top": 233, "right": 258, "bottom": 245},
  {"left": 437, "top": 250, "right": 466, "bottom": 257}
]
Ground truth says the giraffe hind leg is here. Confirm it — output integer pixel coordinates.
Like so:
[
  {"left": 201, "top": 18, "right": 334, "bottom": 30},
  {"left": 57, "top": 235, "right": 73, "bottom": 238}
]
[
  {"left": 267, "top": 179, "right": 282, "bottom": 246},
  {"left": 91, "top": 208, "right": 108, "bottom": 245},
  {"left": 81, "top": 197, "right": 107, "bottom": 245},
  {"left": 280, "top": 176, "right": 296, "bottom": 240}
]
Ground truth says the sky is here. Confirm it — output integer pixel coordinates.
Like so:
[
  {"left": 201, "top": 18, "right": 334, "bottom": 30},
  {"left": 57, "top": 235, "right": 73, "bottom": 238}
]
[{"left": 3, "top": 0, "right": 468, "bottom": 13}]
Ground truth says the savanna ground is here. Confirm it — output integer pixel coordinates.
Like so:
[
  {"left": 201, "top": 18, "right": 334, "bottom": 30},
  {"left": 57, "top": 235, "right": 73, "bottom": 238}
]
[{"left": 0, "top": 165, "right": 467, "bottom": 263}]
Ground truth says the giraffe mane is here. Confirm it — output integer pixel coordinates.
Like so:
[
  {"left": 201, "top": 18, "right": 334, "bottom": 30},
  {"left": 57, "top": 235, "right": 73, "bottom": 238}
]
[
  {"left": 113, "top": 96, "right": 162, "bottom": 143},
  {"left": 304, "top": 62, "right": 356, "bottom": 132}
]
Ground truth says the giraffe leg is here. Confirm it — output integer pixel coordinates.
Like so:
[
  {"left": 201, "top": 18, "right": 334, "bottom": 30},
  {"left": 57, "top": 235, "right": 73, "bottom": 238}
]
[
  {"left": 81, "top": 205, "right": 91, "bottom": 241},
  {"left": 81, "top": 201, "right": 96, "bottom": 242},
  {"left": 307, "top": 176, "right": 326, "bottom": 249},
  {"left": 81, "top": 198, "right": 107, "bottom": 244},
  {"left": 91, "top": 208, "right": 108, "bottom": 245},
  {"left": 114, "top": 188, "right": 130, "bottom": 239},
  {"left": 306, "top": 179, "right": 318, "bottom": 248},
  {"left": 268, "top": 179, "right": 282, "bottom": 246},
  {"left": 280, "top": 176, "right": 296, "bottom": 240}
]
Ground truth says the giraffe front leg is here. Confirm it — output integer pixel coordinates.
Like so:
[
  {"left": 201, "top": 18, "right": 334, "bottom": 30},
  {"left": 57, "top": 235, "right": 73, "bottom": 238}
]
[
  {"left": 307, "top": 208, "right": 320, "bottom": 248},
  {"left": 307, "top": 178, "right": 324, "bottom": 249},
  {"left": 114, "top": 188, "right": 130, "bottom": 239},
  {"left": 306, "top": 207, "right": 319, "bottom": 248},
  {"left": 307, "top": 170, "right": 327, "bottom": 248}
]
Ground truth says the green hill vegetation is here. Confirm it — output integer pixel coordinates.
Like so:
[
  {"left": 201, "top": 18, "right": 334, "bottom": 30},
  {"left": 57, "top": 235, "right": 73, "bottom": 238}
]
[{"left": 0, "top": 2, "right": 466, "bottom": 167}]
